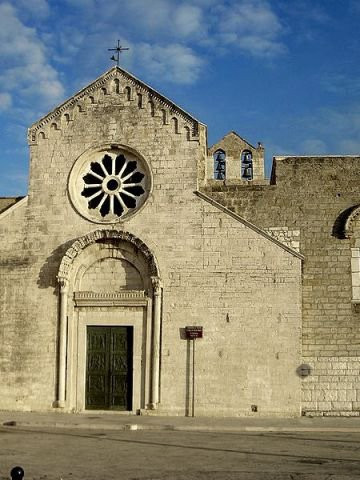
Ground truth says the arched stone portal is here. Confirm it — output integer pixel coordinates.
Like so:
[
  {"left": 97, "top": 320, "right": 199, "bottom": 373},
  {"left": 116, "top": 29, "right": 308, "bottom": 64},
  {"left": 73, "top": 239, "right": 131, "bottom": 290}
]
[{"left": 56, "top": 230, "right": 161, "bottom": 412}]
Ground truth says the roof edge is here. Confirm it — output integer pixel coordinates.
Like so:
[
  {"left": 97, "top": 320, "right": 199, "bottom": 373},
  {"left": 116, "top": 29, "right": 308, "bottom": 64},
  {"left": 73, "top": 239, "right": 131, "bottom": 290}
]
[
  {"left": 274, "top": 155, "right": 360, "bottom": 160},
  {"left": 195, "top": 190, "right": 304, "bottom": 260},
  {"left": 0, "top": 196, "right": 28, "bottom": 221},
  {"left": 112, "top": 66, "right": 205, "bottom": 126},
  {"left": 209, "top": 130, "right": 259, "bottom": 152},
  {"left": 29, "top": 66, "right": 206, "bottom": 133}
]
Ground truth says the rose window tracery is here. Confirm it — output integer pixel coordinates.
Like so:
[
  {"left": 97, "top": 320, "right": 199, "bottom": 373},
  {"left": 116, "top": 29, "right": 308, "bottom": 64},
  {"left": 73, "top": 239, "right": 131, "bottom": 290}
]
[
  {"left": 81, "top": 153, "right": 145, "bottom": 218},
  {"left": 69, "top": 147, "right": 151, "bottom": 224}
]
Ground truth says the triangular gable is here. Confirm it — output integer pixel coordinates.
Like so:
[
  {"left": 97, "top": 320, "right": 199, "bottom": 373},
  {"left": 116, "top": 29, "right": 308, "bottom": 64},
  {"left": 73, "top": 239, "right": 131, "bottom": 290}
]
[
  {"left": 28, "top": 66, "right": 205, "bottom": 141},
  {"left": 209, "top": 131, "right": 257, "bottom": 153}
]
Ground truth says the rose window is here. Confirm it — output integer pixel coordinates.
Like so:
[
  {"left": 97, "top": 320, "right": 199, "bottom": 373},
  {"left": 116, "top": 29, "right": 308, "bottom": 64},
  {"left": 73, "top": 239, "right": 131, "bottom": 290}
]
[
  {"left": 81, "top": 153, "right": 145, "bottom": 218},
  {"left": 69, "top": 147, "right": 150, "bottom": 224}
]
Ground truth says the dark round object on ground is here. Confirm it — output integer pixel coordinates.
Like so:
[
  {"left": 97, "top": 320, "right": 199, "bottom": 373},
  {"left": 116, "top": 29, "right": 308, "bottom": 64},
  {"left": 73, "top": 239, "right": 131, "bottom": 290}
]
[{"left": 10, "top": 466, "right": 24, "bottom": 480}]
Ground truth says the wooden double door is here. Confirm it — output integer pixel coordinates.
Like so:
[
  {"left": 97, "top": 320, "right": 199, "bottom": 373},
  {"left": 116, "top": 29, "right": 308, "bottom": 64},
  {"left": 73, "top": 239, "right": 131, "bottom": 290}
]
[{"left": 86, "top": 326, "right": 133, "bottom": 410}]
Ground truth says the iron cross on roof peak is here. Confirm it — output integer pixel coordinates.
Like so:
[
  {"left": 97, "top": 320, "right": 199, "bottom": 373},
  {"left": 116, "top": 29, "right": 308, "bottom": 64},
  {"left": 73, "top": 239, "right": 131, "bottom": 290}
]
[{"left": 108, "top": 40, "right": 129, "bottom": 67}]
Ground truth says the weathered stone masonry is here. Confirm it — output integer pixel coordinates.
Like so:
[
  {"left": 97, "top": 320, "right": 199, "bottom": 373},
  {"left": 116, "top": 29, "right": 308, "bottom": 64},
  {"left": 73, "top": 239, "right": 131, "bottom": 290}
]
[
  {"left": 202, "top": 155, "right": 360, "bottom": 416},
  {"left": 0, "top": 65, "right": 356, "bottom": 416}
]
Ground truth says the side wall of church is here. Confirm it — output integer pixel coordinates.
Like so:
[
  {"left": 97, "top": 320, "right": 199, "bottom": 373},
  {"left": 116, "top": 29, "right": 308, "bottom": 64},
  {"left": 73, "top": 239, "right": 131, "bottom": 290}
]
[
  {"left": 155, "top": 200, "right": 302, "bottom": 416},
  {"left": 0, "top": 201, "right": 40, "bottom": 410},
  {"left": 203, "top": 156, "right": 360, "bottom": 415}
]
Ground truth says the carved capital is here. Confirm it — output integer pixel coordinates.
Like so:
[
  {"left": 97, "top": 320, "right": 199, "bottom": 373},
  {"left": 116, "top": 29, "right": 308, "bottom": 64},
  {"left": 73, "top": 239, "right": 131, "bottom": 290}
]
[
  {"left": 151, "top": 276, "right": 162, "bottom": 294},
  {"left": 57, "top": 277, "right": 69, "bottom": 293}
]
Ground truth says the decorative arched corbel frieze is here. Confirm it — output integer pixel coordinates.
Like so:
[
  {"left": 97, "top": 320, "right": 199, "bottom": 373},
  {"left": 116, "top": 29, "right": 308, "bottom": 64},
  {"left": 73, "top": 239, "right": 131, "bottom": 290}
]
[{"left": 28, "top": 66, "right": 202, "bottom": 145}]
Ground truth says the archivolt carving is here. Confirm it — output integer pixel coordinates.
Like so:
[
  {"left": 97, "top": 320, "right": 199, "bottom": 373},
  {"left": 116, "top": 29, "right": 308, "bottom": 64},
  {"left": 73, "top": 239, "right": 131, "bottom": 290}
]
[
  {"left": 343, "top": 205, "right": 360, "bottom": 239},
  {"left": 57, "top": 229, "right": 160, "bottom": 284}
]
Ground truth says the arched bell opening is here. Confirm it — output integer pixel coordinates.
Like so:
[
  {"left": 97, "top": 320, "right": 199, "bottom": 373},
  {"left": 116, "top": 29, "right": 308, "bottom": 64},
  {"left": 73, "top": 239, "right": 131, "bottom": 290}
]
[
  {"left": 241, "top": 150, "right": 253, "bottom": 180},
  {"left": 213, "top": 149, "right": 226, "bottom": 180},
  {"left": 56, "top": 230, "right": 161, "bottom": 413}
]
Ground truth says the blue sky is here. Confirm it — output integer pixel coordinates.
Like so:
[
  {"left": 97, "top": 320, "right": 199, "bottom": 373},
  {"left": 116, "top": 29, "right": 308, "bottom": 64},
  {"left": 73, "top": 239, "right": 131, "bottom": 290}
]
[{"left": 0, "top": 0, "right": 359, "bottom": 196}]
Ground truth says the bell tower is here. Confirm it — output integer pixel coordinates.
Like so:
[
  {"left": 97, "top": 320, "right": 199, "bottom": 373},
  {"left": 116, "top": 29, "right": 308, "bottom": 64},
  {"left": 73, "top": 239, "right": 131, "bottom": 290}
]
[{"left": 207, "top": 131, "right": 265, "bottom": 183}]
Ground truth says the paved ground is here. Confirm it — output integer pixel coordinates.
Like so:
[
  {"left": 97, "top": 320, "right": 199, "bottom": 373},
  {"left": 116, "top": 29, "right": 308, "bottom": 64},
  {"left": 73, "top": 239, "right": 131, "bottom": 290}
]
[
  {"left": 1, "top": 410, "right": 360, "bottom": 433},
  {"left": 1, "top": 426, "right": 360, "bottom": 480},
  {"left": 1, "top": 412, "right": 360, "bottom": 480}
]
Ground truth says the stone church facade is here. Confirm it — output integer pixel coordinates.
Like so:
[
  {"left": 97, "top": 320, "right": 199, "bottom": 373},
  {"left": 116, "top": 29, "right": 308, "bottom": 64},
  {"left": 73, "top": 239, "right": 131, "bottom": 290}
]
[{"left": 0, "top": 66, "right": 359, "bottom": 417}]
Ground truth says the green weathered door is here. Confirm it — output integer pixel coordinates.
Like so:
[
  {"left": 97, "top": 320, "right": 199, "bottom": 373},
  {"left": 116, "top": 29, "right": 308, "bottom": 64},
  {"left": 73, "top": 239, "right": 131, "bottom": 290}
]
[{"left": 86, "top": 326, "right": 133, "bottom": 410}]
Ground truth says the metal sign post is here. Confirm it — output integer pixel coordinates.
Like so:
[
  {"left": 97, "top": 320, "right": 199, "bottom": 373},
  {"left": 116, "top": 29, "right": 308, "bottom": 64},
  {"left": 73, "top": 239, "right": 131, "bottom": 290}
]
[{"left": 185, "top": 326, "right": 203, "bottom": 417}]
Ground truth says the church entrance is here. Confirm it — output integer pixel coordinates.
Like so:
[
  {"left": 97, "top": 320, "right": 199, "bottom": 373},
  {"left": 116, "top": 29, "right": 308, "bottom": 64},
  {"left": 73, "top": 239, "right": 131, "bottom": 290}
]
[
  {"left": 57, "top": 230, "right": 162, "bottom": 412},
  {"left": 85, "top": 326, "right": 133, "bottom": 410}
]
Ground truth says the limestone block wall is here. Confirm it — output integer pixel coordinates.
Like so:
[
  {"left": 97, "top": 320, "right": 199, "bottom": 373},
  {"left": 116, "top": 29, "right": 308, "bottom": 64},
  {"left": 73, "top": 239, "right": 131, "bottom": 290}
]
[
  {"left": 202, "top": 156, "right": 360, "bottom": 415},
  {"left": 0, "top": 67, "right": 302, "bottom": 415},
  {"left": 153, "top": 200, "right": 302, "bottom": 417},
  {"left": 80, "top": 258, "right": 144, "bottom": 291},
  {"left": 264, "top": 227, "right": 300, "bottom": 252},
  {"left": 0, "top": 68, "right": 206, "bottom": 411},
  {"left": 301, "top": 356, "right": 360, "bottom": 416},
  {"left": 0, "top": 198, "right": 42, "bottom": 411}
]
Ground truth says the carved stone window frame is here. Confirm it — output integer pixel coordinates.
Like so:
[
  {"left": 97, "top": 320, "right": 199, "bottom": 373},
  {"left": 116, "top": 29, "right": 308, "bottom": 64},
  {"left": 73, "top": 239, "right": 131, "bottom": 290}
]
[
  {"left": 343, "top": 206, "right": 360, "bottom": 303},
  {"left": 68, "top": 143, "right": 153, "bottom": 224}
]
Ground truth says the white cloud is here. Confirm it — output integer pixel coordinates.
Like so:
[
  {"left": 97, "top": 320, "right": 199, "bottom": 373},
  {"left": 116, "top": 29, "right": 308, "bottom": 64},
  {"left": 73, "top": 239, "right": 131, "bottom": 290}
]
[
  {"left": 125, "top": 0, "right": 172, "bottom": 31},
  {"left": 237, "top": 35, "right": 285, "bottom": 57},
  {"left": 173, "top": 5, "right": 204, "bottom": 37},
  {"left": 0, "top": 64, "right": 64, "bottom": 102},
  {"left": 106, "top": 0, "right": 207, "bottom": 40},
  {"left": 57, "top": 0, "right": 209, "bottom": 85},
  {"left": 0, "top": 3, "right": 64, "bottom": 108},
  {"left": 49, "top": 0, "right": 285, "bottom": 89},
  {"left": 215, "top": 0, "right": 286, "bottom": 57},
  {"left": 137, "top": 43, "right": 205, "bottom": 84},
  {"left": 220, "top": 1, "right": 282, "bottom": 34},
  {"left": 0, "top": 93, "right": 12, "bottom": 111}
]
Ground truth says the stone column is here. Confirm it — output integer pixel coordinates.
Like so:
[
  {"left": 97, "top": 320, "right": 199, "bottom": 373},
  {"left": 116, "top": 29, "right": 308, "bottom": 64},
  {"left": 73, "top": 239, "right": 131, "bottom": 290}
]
[
  {"left": 57, "top": 278, "right": 68, "bottom": 408},
  {"left": 150, "top": 276, "right": 162, "bottom": 408}
]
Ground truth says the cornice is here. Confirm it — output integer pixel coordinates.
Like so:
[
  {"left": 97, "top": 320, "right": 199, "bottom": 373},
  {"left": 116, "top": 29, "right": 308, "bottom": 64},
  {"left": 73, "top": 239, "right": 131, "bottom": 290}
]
[{"left": 74, "top": 290, "right": 148, "bottom": 307}]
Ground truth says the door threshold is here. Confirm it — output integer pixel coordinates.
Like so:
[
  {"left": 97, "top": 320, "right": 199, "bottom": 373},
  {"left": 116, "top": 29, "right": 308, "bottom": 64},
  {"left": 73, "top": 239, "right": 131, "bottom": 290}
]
[{"left": 82, "top": 410, "right": 136, "bottom": 415}]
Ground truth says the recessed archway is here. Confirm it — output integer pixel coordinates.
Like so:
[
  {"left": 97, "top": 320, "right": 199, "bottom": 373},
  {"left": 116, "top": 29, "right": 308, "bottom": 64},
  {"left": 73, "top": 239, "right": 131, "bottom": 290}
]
[{"left": 56, "top": 229, "right": 162, "bottom": 413}]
